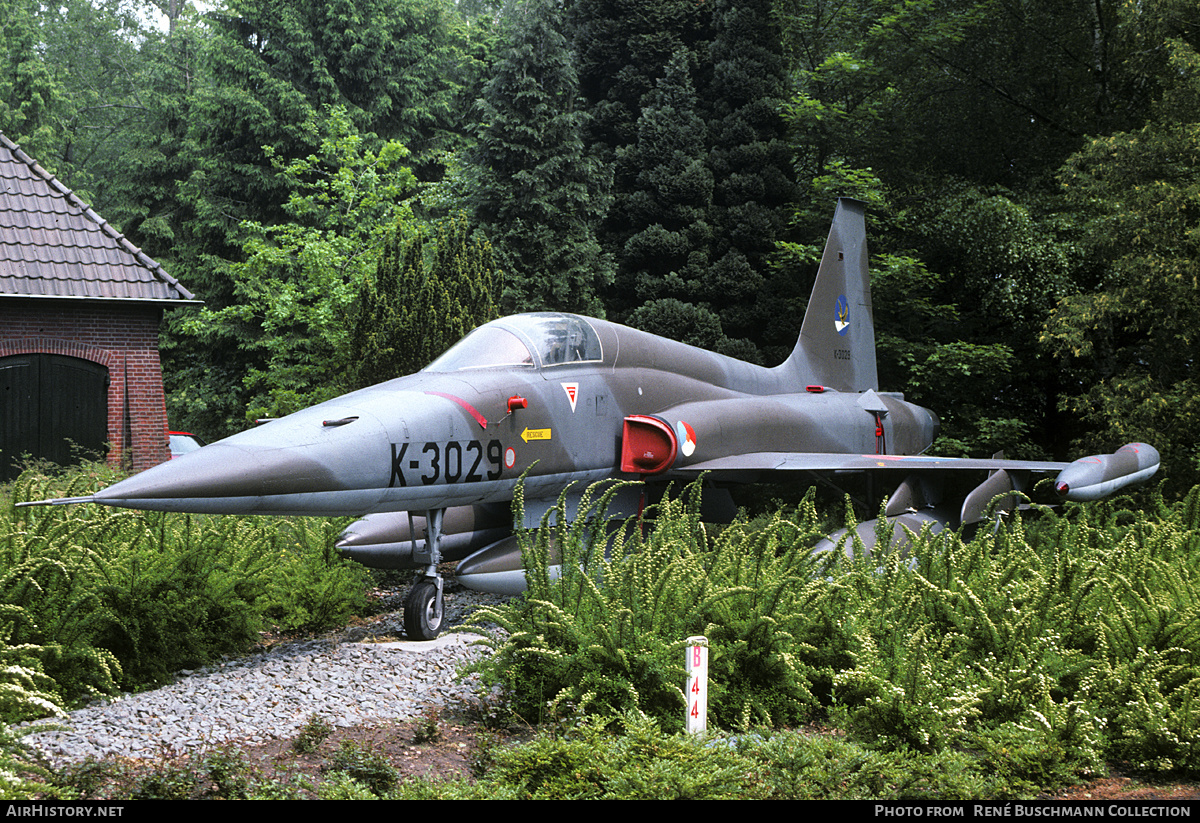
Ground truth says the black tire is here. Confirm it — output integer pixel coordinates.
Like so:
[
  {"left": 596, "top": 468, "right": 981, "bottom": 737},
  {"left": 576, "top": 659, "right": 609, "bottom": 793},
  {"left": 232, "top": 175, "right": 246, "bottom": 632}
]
[{"left": 404, "top": 578, "right": 443, "bottom": 640}]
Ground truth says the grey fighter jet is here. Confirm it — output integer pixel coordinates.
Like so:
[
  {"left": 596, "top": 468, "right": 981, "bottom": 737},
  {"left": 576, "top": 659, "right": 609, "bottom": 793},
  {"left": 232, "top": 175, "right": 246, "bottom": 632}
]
[{"left": 21, "top": 199, "right": 1160, "bottom": 639}]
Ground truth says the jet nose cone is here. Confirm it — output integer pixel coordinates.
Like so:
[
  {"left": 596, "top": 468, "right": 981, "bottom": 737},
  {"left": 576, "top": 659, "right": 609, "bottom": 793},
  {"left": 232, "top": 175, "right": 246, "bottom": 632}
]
[
  {"left": 94, "top": 442, "right": 349, "bottom": 504},
  {"left": 91, "top": 408, "right": 394, "bottom": 514}
]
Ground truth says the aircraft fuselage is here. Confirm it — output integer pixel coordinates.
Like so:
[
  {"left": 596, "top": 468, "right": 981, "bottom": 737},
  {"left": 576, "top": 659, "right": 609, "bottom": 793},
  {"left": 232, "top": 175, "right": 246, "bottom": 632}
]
[{"left": 89, "top": 312, "right": 939, "bottom": 517}]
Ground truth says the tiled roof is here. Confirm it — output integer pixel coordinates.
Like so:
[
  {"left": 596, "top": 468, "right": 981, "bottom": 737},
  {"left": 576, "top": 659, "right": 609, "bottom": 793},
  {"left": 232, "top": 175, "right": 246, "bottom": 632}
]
[{"left": 0, "top": 132, "right": 197, "bottom": 303}]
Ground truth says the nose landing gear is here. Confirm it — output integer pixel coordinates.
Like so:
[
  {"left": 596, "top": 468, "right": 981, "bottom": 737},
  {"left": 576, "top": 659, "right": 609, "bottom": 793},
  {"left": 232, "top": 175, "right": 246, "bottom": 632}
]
[{"left": 403, "top": 508, "right": 446, "bottom": 641}]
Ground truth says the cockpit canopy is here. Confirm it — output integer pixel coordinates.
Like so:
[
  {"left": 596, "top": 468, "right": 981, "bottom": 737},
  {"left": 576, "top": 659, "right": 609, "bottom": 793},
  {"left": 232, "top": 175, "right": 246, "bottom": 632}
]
[{"left": 424, "top": 313, "right": 604, "bottom": 372}]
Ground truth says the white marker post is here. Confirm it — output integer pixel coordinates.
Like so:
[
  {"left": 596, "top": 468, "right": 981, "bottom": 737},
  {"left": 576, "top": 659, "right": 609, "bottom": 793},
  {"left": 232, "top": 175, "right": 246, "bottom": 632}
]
[{"left": 685, "top": 636, "right": 708, "bottom": 735}]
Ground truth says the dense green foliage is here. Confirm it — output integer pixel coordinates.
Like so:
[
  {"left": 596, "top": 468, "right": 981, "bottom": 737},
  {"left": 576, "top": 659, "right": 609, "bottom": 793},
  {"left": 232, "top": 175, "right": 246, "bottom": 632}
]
[
  {"left": 393, "top": 713, "right": 991, "bottom": 799},
  {"left": 468, "top": 479, "right": 1200, "bottom": 789},
  {"left": 350, "top": 213, "right": 499, "bottom": 386},
  {"left": 6, "top": 474, "right": 1200, "bottom": 798},
  {"left": 3, "top": 0, "right": 1200, "bottom": 799},
  {"left": 0, "top": 463, "right": 360, "bottom": 797},
  {"left": 41, "top": 711, "right": 998, "bottom": 799},
  {"left": 183, "top": 107, "right": 420, "bottom": 421},
  {"left": 467, "top": 480, "right": 829, "bottom": 728},
  {"left": 1045, "top": 34, "right": 1200, "bottom": 490},
  {"left": 469, "top": 0, "right": 612, "bottom": 316},
  {"left": 0, "top": 464, "right": 368, "bottom": 707}
]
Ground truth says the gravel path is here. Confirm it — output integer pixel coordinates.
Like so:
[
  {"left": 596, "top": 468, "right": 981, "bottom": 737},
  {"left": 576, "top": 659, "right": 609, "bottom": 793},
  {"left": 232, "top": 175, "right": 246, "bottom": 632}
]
[{"left": 20, "top": 586, "right": 508, "bottom": 767}]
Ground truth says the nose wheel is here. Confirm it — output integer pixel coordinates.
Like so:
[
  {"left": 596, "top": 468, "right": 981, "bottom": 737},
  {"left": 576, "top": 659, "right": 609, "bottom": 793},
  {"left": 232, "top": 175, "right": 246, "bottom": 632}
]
[
  {"left": 404, "top": 577, "right": 444, "bottom": 640},
  {"left": 403, "top": 508, "right": 446, "bottom": 641}
]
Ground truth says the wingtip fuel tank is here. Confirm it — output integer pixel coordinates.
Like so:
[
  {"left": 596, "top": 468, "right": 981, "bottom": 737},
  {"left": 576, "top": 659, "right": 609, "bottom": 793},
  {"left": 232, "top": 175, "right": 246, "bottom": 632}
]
[{"left": 1054, "top": 443, "right": 1161, "bottom": 503}]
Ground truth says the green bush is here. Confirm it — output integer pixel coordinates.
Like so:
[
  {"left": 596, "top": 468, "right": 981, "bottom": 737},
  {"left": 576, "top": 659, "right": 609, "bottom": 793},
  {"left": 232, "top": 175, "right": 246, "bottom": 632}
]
[
  {"left": 468, "top": 479, "right": 829, "bottom": 729},
  {"left": 81, "top": 747, "right": 308, "bottom": 800},
  {"left": 743, "top": 731, "right": 990, "bottom": 799},
  {"left": 470, "top": 477, "right": 1200, "bottom": 787},
  {"left": 433, "top": 715, "right": 987, "bottom": 799},
  {"left": 479, "top": 712, "right": 767, "bottom": 799},
  {"left": 128, "top": 760, "right": 205, "bottom": 801},
  {"left": 0, "top": 716, "right": 71, "bottom": 799},
  {"left": 292, "top": 713, "right": 334, "bottom": 754},
  {"left": 323, "top": 739, "right": 398, "bottom": 796},
  {"left": 0, "top": 465, "right": 369, "bottom": 699}
]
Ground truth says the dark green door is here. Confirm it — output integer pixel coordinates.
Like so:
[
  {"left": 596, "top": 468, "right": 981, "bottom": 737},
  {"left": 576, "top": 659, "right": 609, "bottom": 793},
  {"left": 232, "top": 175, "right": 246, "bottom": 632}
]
[{"left": 0, "top": 354, "right": 108, "bottom": 480}]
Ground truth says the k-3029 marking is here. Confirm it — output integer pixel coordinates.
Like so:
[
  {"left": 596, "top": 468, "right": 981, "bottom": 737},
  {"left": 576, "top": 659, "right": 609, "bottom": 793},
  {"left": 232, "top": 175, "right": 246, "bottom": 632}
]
[{"left": 390, "top": 440, "right": 503, "bottom": 488}]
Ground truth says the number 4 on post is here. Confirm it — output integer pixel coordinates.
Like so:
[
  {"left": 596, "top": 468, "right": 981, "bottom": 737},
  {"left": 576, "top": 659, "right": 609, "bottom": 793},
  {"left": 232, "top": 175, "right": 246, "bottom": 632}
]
[{"left": 686, "top": 636, "right": 708, "bottom": 736}]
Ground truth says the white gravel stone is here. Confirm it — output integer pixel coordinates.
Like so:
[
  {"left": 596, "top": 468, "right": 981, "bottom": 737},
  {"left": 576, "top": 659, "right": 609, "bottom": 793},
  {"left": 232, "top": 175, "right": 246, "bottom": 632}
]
[{"left": 18, "top": 588, "right": 509, "bottom": 767}]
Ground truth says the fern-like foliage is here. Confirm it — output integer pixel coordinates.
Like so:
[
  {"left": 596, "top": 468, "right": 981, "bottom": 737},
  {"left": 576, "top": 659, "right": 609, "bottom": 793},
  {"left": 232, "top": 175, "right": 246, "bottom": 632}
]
[
  {"left": 467, "top": 479, "right": 830, "bottom": 729},
  {"left": 1, "top": 464, "right": 368, "bottom": 701},
  {"left": 469, "top": 477, "right": 1200, "bottom": 782},
  {"left": 825, "top": 487, "right": 1200, "bottom": 779}
]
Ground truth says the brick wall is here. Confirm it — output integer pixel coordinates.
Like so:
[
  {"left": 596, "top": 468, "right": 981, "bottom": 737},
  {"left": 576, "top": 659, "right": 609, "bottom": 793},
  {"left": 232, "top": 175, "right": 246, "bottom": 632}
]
[{"left": 0, "top": 300, "right": 170, "bottom": 471}]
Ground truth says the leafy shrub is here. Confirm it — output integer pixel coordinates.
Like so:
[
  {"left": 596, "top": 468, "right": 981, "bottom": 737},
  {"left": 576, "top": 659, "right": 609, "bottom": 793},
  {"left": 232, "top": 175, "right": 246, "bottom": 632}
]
[
  {"left": 0, "top": 718, "right": 70, "bottom": 799},
  {"left": 389, "top": 775, "right": 512, "bottom": 799},
  {"left": 742, "top": 731, "right": 990, "bottom": 799},
  {"left": 481, "top": 712, "right": 767, "bottom": 799},
  {"left": 823, "top": 489, "right": 1198, "bottom": 779},
  {"left": 973, "top": 721, "right": 1089, "bottom": 798},
  {"left": 323, "top": 739, "right": 398, "bottom": 796},
  {"left": 412, "top": 708, "right": 441, "bottom": 744},
  {"left": 258, "top": 517, "right": 370, "bottom": 632},
  {"left": 128, "top": 759, "right": 205, "bottom": 800},
  {"left": 317, "top": 770, "right": 380, "bottom": 800},
  {"left": 196, "top": 748, "right": 255, "bottom": 799},
  {"left": 1, "top": 464, "right": 369, "bottom": 697},
  {"left": 468, "top": 479, "right": 828, "bottom": 729},
  {"left": 292, "top": 713, "right": 335, "bottom": 753},
  {"left": 470, "top": 477, "right": 1200, "bottom": 786},
  {"left": 113, "top": 747, "right": 301, "bottom": 800}
]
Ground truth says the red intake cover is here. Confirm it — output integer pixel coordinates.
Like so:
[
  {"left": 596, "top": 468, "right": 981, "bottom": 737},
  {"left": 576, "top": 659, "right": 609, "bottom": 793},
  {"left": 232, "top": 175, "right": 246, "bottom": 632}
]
[{"left": 621, "top": 415, "right": 678, "bottom": 475}]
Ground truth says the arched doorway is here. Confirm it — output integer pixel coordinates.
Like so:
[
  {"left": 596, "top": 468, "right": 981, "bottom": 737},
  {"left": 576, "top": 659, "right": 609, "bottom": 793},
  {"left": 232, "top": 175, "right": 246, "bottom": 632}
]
[{"left": 0, "top": 354, "right": 109, "bottom": 480}]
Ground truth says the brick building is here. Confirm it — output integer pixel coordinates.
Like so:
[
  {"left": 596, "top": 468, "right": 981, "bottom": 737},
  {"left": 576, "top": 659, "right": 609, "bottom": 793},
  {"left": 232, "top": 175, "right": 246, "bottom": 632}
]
[{"left": 0, "top": 133, "right": 198, "bottom": 480}]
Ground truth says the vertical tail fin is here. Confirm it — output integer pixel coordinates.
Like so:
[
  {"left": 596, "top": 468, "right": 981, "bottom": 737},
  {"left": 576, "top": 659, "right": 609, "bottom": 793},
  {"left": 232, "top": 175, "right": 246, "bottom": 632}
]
[{"left": 778, "top": 198, "right": 878, "bottom": 392}]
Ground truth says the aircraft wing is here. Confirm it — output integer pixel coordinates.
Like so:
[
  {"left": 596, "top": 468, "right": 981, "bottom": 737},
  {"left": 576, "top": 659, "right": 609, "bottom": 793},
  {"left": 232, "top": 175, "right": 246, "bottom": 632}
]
[
  {"left": 677, "top": 452, "right": 1070, "bottom": 474},
  {"left": 676, "top": 444, "right": 1159, "bottom": 506}
]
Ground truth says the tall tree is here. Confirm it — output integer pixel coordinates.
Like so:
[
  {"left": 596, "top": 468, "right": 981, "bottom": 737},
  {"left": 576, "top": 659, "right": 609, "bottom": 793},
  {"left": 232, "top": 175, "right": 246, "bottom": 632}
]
[
  {"left": 770, "top": 0, "right": 1170, "bottom": 459},
  {"left": 828, "top": 0, "right": 1159, "bottom": 191},
  {"left": 566, "top": 0, "right": 793, "bottom": 359},
  {"left": 0, "top": 0, "right": 149, "bottom": 197},
  {"left": 702, "top": 0, "right": 796, "bottom": 349},
  {"left": 568, "top": 0, "right": 711, "bottom": 156},
  {"left": 351, "top": 213, "right": 498, "bottom": 386},
  {"left": 151, "top": 0, "right": 477, "bottom": 435},
  {"left": 609, "top": 50, "right": 749, "bottom": 357},
  {"left": 173, "top": 0, "right": 473, "bottom": 306},
  {"left": 470, "top": 0, "right": 612, "bottom": 315},
  {"left": 0, "top": 0, "right": 65, "bottom": 157},
  {"left": 610, "top": 50, "right": 712, "bottom": 311},
  {"left": 1044, "top": 27, "right": 1200, "bottom": 491},
  {"left": 98, "top": 8, "right": 205, "bottom": 256},
  {"left": 174, "top": 108, "right": 418, "bottom": 429}
]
